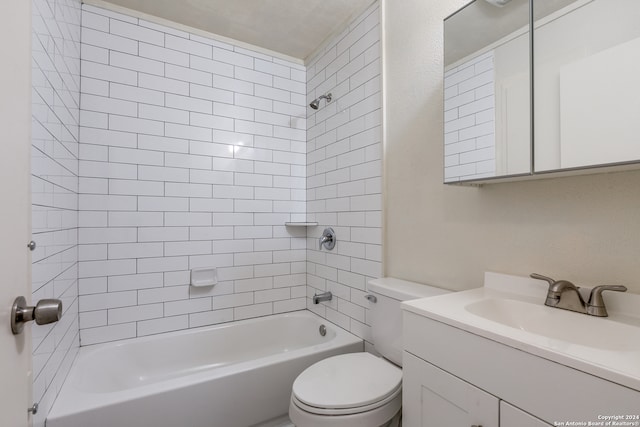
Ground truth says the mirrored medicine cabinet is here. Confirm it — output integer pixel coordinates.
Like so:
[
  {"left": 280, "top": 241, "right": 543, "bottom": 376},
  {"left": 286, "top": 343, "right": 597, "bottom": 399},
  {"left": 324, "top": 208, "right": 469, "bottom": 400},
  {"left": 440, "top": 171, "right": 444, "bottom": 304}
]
[{"left": 444, "top": 0, "right": 640, "bottom": 184}]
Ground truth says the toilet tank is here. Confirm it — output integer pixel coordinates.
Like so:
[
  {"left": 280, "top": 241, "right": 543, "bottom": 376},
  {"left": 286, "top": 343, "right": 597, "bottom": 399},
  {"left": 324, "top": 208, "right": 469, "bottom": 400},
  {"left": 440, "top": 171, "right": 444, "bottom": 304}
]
[{"left": 368, "top": 278, "right": 450, "bottom": 366}]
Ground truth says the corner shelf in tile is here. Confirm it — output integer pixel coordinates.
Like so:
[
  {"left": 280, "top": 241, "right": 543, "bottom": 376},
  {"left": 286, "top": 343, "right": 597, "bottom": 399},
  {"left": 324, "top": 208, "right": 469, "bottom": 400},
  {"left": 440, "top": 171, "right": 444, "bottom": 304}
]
[{"left": 284, "top": 222, "right": 318, "bottom": 227}]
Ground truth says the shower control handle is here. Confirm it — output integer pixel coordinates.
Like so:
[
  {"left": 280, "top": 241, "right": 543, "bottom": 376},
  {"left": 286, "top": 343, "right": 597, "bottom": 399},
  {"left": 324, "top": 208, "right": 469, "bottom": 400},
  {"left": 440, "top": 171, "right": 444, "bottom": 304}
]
[
  {"left": 11, "top": 296, "right": 63, "bottom": 335},
  {"left": 318, "top": 228, "right": 336, "bottom": 250}
]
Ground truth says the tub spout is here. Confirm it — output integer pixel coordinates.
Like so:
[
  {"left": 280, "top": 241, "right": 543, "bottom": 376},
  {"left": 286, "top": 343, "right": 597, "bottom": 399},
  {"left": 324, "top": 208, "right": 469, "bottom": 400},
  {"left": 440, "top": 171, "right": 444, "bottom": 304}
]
[{"left": 313, "top": 291, "right": 332, "bottom": 304}]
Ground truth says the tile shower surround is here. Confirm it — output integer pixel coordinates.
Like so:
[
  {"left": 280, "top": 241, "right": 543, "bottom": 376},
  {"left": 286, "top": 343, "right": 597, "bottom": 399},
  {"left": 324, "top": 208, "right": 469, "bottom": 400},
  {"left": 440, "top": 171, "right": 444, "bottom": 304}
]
[
  {"left": 77, "top": 4, "right": 311, "bottom": 346},
  {"left": 72, "top": 0, "right": 380, "bottom": 345},
  {"left": 27, "top": 1, "right": 381, "bottom": 420},
  {"left": 23, "top": 0, "right": 381, "bottom": 422},
  {"left": 305, "top": 2, "right": 383, "bottom": 343},
  {"left": 31, "top": 0, "right": 81, "bottom": 425}
]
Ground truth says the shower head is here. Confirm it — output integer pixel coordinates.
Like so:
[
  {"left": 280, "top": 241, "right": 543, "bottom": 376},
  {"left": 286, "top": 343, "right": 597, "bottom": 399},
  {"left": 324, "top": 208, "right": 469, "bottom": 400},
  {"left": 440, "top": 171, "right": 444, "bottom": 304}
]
[{"left": 309, "top": 93, "right": 332, "bottom": 110}]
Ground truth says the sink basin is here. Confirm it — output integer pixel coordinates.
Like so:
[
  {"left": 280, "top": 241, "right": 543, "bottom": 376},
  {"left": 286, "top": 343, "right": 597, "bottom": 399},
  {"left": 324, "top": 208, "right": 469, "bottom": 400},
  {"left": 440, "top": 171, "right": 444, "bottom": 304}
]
[
  {"left": 402, "top": 272, "right": 640, "bottom": 392},
  {"left": 465, "top": 297, "right": 640, "bottom": 351}
]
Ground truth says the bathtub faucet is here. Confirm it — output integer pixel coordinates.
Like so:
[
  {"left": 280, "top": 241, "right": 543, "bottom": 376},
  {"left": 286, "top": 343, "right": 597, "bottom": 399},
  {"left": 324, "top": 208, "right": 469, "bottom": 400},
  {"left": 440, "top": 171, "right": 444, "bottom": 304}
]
[{"left": 313, "top": 291, "right": 333, "bottom": 304}]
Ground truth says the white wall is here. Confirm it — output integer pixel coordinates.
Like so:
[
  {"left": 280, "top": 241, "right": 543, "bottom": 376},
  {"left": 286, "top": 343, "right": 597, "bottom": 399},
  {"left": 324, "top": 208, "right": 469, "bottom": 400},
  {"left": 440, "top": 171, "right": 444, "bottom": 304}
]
[
  {"left": 31, "top": 0, "right": 81, "bottom": 424},
  {"left": 383, "top": 0, "right": 640, "bottom": 293},
  {"left": 305, "top": 2, "right": 382, "bottom": 342},
  {"left": 77, "top": 5, "right": 309, "bottom": 346}
]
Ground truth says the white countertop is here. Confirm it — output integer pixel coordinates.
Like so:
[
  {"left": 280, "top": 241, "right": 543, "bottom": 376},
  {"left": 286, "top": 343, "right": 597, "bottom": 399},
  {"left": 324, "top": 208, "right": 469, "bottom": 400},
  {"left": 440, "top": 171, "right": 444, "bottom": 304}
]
[{"left": 402, "top": 272, "right": 640, "bottom": 392}]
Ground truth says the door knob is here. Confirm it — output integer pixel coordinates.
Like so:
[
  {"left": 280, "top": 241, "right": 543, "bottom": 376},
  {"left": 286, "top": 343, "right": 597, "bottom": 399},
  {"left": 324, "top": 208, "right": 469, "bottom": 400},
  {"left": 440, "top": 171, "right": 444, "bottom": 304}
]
[{"left": 11, "top": 296, "right": 62, "bottom": 335}]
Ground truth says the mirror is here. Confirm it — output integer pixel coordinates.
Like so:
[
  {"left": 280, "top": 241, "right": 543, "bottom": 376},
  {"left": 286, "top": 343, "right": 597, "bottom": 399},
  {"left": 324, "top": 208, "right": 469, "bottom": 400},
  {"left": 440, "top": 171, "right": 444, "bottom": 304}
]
[
  {"left": 533, "top": 0, "right": 640, "bottom": 172},
  {"left": 444, "top": 0, "right": 531, "bottom": 183}
]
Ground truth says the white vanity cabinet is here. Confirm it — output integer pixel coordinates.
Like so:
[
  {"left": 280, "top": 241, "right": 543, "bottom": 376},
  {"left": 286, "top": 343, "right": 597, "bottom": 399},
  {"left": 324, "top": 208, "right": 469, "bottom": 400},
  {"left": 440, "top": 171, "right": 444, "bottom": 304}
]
[
  {"left": 404, "top": 352, "right": 549, "bottom": 427},
  {"left": 403, "top": 351, "right": 500, "bottom": 427},
  {"left": 501, "top": 402, "right": 550, "bottom": 427},
  {"left": 402, "top": 311, "right": 640, "bottom": 427}
]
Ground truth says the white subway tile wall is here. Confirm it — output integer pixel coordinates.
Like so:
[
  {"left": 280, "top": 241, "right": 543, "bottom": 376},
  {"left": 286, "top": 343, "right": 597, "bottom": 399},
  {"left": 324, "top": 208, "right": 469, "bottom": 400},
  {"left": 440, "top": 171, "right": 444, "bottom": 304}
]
[
  {"left": 77, "top": 5, "right": 309, "bottom": 345},
  {"left": 443, "top": 51, "right": 496, "bottom": 182},
  {"left": 305, "top": 2, "right": 382, "bottom": 343},
  {"left": 31, "top": 0, "right": 81, "bottom": 425}
]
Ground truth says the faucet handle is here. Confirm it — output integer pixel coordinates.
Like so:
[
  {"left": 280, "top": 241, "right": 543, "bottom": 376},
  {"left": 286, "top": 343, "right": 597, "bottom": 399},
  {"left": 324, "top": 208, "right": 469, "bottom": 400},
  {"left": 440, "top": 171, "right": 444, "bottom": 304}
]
[
  {"left": 530, "top": 273, "right": 557, "bottom": 286},
  {"left": 318, "top": 228, "right": 336, "bottom": 250},
  {"left": 588, "top": 285, "right": 627, "bottom": 308}
]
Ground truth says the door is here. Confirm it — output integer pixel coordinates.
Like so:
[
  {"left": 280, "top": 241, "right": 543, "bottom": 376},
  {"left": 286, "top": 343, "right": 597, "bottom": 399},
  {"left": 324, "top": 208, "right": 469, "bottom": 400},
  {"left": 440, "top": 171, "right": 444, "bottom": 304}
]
[
  {"left": 0, "top": 1, "right": 33, "bottom": 427},
  {"left": 403, "top": 352, "right": 499, "bottom": 427}
]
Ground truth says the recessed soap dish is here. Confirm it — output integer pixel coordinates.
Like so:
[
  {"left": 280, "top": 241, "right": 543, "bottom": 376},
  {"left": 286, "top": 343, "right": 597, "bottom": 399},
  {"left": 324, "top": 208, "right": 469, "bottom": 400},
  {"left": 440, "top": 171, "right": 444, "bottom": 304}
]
[{"left": 190, "top": 267, "right": 217, "bottom": 287}]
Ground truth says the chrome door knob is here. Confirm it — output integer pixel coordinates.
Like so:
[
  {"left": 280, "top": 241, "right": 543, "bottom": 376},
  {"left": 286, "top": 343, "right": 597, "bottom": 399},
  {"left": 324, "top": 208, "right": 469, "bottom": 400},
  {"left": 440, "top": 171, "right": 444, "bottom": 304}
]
[{"left": 11, "top": 296, "right": 62, "bottom": 335}]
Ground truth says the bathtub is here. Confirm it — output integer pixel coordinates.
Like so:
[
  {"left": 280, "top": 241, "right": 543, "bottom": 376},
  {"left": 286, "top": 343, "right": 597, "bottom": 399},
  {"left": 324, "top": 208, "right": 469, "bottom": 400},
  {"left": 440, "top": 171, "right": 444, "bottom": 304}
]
[{"left": 46, "top": 310, "right": 363, "bottom": 427}]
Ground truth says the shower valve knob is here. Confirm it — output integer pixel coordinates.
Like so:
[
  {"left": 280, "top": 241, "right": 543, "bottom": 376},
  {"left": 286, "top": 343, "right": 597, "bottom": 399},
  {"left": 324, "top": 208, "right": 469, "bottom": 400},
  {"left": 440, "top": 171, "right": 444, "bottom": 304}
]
[{"left": 318, "top": 228, "right": 336, "bottom": 250}]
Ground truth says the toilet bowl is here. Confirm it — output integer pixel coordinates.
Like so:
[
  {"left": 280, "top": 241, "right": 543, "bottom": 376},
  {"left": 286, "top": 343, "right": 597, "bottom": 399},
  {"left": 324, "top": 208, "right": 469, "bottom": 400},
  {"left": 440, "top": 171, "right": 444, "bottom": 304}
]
[
  {"left": 289, "top": 278, "right": 450, "bottom": 427},
  {"left": 289, "top": 353, "right": 402, "bottom": 427}
]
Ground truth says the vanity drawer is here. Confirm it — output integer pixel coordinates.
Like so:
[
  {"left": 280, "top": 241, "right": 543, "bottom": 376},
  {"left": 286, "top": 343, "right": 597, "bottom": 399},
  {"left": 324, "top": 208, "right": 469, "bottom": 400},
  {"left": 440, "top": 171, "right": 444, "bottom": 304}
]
[{"left": 404, "top": 311, "right": 640, "bottom": 423}]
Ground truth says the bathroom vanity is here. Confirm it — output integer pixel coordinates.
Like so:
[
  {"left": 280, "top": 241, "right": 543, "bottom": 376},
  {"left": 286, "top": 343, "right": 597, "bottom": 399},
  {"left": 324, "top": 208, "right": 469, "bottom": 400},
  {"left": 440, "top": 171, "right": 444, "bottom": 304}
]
[{"left": 401, "top": 272, "right": 640, "bottom": 426}]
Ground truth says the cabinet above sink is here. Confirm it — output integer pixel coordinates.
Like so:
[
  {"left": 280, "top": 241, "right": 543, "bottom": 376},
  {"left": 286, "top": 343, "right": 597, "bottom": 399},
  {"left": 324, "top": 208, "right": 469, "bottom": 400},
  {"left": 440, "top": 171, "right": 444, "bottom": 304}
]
[{"left": 444, "top": 0, "right": 640, "bottom": 184}]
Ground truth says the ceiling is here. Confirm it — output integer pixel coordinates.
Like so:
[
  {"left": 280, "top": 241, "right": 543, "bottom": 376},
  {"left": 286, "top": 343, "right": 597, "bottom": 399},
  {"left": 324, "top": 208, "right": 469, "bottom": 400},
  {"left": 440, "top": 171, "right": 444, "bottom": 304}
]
[{"left": 92, "top": 0, "right": 375, "bottom": 61}]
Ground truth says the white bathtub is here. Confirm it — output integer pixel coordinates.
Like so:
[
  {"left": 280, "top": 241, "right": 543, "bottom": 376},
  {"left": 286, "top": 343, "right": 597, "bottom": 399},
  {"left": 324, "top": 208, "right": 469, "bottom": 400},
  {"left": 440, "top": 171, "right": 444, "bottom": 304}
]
[{"left": 47, "top": 310, "right": 362, "bottom": 427}]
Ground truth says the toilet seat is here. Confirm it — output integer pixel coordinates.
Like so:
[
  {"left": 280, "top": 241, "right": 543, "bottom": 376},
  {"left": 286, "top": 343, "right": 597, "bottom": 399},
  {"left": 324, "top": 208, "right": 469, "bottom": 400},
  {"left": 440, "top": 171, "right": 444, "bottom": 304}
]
[
  {"left": 291, "top": 352, "right": 402, "bottom": 416},
  {"left": 291, "top": 383, "right": 401, "bottom": 416}
]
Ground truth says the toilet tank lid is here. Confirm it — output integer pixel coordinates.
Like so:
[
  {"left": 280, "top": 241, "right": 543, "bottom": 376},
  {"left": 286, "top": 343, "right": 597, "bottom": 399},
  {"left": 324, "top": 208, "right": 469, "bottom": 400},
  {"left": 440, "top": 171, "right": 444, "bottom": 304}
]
[{"left": 367, "top": 277, "right": 450, "bottom": 301}]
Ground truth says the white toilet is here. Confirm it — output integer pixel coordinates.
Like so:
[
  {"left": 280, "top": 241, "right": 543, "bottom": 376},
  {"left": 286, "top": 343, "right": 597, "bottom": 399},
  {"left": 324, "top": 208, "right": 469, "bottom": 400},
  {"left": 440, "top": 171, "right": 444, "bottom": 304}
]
[{"left": 289, "top": 278, "right": 449, "bottom": 427}]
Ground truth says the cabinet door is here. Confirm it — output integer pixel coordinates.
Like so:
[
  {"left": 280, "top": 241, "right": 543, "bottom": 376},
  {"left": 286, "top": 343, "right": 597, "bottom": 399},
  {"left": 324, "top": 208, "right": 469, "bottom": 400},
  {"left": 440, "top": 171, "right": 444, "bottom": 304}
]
[
  {"left": 403, "top": 352, "right": 499, "bottom": 427},
  {"left": 501, "top": 402, "right": 552, "bottom": 427}
]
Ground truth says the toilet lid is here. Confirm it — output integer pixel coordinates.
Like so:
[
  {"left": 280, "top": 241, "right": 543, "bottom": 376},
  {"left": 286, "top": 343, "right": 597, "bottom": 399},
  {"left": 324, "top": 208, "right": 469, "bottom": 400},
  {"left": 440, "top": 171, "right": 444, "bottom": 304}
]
[{"left": 292, "top": 353, "right": 402, "bottom": 410}]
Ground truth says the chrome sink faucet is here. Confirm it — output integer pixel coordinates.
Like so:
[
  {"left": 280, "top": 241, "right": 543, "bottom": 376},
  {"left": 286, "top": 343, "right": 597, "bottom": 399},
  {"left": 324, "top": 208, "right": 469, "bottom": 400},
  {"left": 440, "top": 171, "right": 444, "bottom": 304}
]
[
  {"left": 530, "top": 273, "right": 627, "bottom": 317},
  {"left": 531, "top": 273, "right": 586, "bottom": 313}
]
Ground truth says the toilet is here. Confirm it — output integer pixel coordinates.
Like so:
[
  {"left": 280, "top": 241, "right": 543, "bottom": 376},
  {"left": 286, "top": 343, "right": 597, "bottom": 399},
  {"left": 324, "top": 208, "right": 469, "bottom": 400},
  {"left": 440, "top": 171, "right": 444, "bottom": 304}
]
[{"left": 289, "top": 278, "right": 450, "bottom": 427}]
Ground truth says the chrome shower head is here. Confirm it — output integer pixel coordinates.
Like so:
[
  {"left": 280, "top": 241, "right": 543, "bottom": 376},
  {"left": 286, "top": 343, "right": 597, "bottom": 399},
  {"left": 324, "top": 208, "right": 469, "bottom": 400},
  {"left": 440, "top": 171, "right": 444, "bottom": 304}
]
[{"left": 309, "top": 93, "right": 332, "bottom": 110}]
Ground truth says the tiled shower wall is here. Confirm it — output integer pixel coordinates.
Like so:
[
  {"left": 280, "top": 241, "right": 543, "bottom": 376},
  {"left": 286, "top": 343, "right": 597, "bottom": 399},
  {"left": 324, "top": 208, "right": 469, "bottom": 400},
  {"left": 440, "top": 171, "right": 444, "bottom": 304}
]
[
  {"left": 77, "top": 5, "right": 309, "bottom": 345},
  {"left": 31, "top": 0, "right": 81, "bottom": 424},
  {"left": 305, "top": 2, "right": 382, "bottom": 343}
]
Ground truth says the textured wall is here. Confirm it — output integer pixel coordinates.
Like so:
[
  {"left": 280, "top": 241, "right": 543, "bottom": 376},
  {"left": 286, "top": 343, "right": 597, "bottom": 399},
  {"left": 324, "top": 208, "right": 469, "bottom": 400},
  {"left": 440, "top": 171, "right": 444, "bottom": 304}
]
[
  {"left": 78, "top": 4, "right": 308, "bottom": 346},
  {"left": 31, "top": 0, "right": 81, "bottom": 424},
  {"left": 305, "top": 2, "right": 382, "bottom": 342},
  {"left": 383, "top": 0, "right": 640, "bottom": 293}
]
